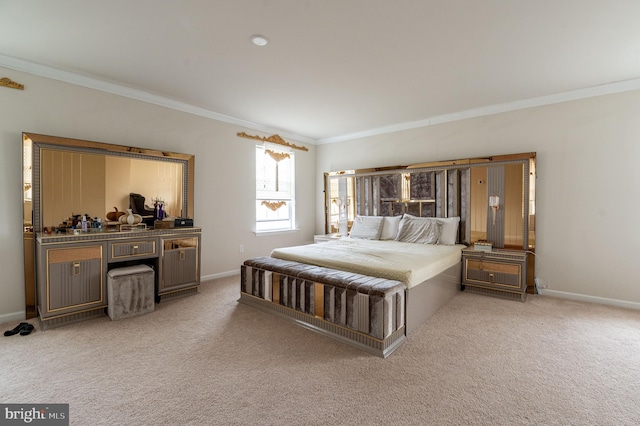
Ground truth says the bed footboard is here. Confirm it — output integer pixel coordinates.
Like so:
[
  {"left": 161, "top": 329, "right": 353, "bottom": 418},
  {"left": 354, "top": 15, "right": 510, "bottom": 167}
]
[{"left": 239, "top": 257, "right": 407, "bottom": 357}]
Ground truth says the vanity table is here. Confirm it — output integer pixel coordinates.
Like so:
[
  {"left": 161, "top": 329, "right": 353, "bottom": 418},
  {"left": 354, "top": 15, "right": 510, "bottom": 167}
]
[
  {"left": 36, "top": 227, "right": 201, "bottom": 329},
  {"left": 23, "top": 132, "right": 199, "bottom": 327}
]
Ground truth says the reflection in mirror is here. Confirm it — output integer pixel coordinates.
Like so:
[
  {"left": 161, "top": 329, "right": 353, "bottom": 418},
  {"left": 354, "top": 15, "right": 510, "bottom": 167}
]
[
  {"left": 326, "top": 176, "right": 355, "bottom": 234},
  {"left": 23, "top": 137, "right": 33, "bottom": 231},
  {"left": 23, "top": 133, "right": 193, "bottom": 233},
  {"left": 471, "top": 163, "right": 528, "bottom": 249},
  {"left": 40, "top": 150, "right": 183, "bottom": 230},
  {"left": 470, "top": 167, "right": 488, "bottom": 243},
  {"left": 528, "top": 158, "right": 536, "bottom": 249},
  {"left": 504, "top": 163, "right": 524, "bottom": 248}
]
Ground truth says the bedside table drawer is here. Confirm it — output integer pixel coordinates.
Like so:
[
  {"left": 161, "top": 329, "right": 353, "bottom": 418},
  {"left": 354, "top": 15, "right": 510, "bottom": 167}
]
[
  {"left": 464, "top": 259, "right": 521, "bottom": 288},
  {"left": 461, "top": 248, "right": 531, "bottom": 302}
]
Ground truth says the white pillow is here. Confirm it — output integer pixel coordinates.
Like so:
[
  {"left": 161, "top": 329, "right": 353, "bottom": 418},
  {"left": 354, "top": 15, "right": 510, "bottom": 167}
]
[
  {"left": 399, "top": 214, "right": 460, "bottom": 245},
  {"left": 349, "top": 216, "right": 384, "bottom": 240},
  {"left": 380, "top": 216, "right": 402, "bottom": 240},
  {"left": 394, "top": 215, "right": 441, "bottom": 244},
  {"left": 436, "top": 217, "right": 460, "bottom": 245}
]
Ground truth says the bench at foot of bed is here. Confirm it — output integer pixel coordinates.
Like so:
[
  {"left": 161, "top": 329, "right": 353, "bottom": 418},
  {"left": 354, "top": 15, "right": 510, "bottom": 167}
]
[{"left": 239, "top": 256, "right": 407, "bottom": 358}]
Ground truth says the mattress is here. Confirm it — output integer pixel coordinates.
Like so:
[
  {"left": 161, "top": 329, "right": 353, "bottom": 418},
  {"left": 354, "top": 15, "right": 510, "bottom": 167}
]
[{"left": 271, "top": 239, "right": 464, "bottom": 289}]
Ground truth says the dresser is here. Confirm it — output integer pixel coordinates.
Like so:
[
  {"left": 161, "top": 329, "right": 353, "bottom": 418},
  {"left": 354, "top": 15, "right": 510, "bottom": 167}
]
[
  {"left": 461, "top": 248, "right": 532, "bottom": 301},
  {"left": 36, "top": 227, "right": 201, "bottom": 329}
]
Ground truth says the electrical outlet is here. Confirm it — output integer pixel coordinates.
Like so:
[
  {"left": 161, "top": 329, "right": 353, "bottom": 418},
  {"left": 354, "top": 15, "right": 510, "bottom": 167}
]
[
  {"left": 239, "top": 244, "right": 244, "bottom": 253},
  {"left": 535, "top": 277, "right": 548, "bottom": 290}
]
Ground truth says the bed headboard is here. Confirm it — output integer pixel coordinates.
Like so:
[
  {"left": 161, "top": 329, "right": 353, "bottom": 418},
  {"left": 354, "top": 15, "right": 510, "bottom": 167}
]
[{"left": 324, "top": 152, "right": 536, "bottom": 250}]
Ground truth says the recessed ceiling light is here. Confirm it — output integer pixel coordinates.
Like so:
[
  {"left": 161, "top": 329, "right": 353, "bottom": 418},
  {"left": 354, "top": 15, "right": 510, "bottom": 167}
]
[{"left": 250, "top": 35, "right": 269, "bottom": 47}]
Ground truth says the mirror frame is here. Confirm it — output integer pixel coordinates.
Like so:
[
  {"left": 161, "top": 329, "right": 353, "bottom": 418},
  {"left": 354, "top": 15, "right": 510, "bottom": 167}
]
[{"left": 324, "top": 152, "right": 536, "bottom": 250}]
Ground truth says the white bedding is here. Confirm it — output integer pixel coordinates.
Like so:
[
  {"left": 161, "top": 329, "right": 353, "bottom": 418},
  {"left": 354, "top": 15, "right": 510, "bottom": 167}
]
[{"left": 271, "top": 239, "right": 464, "bottom": 289}]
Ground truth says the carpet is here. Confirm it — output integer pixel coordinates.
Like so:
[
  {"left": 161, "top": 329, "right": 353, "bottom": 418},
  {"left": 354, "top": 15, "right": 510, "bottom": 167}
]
[{"left": 1, "top": 275, "right": 640, "bottom": 425}]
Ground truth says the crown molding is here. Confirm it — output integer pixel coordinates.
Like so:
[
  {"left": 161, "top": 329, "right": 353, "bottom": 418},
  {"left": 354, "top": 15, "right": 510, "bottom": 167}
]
[
  {"left": 2, "top": 53, "right": 640, "bottom": 146},
  {"left": 317, "top": 78, "right": 640, "bottom": 144},
  {"left": 0, "top": 53, "right": 316, "bottom": 145}
]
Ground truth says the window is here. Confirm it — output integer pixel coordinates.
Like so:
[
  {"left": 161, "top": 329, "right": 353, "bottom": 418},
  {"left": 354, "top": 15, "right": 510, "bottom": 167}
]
[{"left": 256, "top": 143, "right": 295, "bottom": 232}]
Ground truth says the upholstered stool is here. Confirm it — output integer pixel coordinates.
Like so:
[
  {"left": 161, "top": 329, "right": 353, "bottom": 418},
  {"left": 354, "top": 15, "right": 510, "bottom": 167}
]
[{"left": 107, "top": 264, "right": 155, "bottom": 320}]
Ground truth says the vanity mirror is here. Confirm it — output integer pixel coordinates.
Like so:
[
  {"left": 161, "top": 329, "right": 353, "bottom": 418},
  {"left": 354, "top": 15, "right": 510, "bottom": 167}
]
[{"left": 23, "top": 133, "right": 195, "bottom": 318}]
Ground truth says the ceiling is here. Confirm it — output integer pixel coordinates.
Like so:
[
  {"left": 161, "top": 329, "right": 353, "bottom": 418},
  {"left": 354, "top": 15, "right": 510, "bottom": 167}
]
[{"left": 2, "top": 1, "right": 640, "bottom": 144}]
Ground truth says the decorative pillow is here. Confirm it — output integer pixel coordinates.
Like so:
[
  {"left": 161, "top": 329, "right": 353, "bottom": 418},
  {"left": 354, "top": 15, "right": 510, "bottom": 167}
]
[
  {"left": 349, "top": 216, "right": 384, "bottom": 240},
  {"left": 436, "top": 217, "right": 461, "bottom": 245},
  {"left": 395, "top": 215, "right": 442, "bottom": 244},
  {"left": 380, "top": 215, "right": 402, "bottom": 240}
]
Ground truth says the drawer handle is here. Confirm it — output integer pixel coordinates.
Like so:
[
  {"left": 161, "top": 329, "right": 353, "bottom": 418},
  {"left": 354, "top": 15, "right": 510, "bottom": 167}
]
[
  {"left": 488, "top": 273, "right": 494, "bottom": 282},
  {"left": 73, "top": 262, "right": 81, "bottom": 276},
  {"left": 132, "top": 245, "right": 139, "bottom": 254},
  {"left": 179, "top": 249, "right": 185, "bottom": 261}
]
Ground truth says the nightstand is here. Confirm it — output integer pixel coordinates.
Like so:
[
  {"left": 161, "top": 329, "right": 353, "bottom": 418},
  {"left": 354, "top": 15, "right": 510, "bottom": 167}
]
[
  {"left": 461, "top": 248, "right": 530, "bottom": 301},
  {"left": 313, "top": 234, "right": 343, "bottom": 243}
]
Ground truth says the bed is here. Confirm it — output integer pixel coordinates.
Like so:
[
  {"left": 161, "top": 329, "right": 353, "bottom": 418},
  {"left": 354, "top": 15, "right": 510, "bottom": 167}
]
[{"left": 239, "top": 215, "right": 464, "bottom": 357}]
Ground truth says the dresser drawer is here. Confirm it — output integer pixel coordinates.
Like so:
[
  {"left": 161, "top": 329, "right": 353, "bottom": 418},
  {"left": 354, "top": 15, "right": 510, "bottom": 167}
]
[
  {"left": 464, "top": 259, "right": 522, "bottom": 289},
  {"left": 109, "top": 239, "right": 157, "bottom": 262}
]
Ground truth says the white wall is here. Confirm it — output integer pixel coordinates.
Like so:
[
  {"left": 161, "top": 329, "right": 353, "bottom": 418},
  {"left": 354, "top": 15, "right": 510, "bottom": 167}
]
[
  {"left": 0, "top": 67, "right": 316, "bottom": 322},
  {"left": 316, "top": 90, "right": 640, "bottom": 306}
]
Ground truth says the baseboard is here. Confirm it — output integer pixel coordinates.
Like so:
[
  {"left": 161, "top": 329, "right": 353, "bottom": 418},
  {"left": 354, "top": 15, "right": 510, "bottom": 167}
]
[
  {"left": 201, "top": 269, "right": 240, "bottom": 282},
  {"left": 542, "top": 289, "right": 640, "bottom": 311},
  {"left": 0, "top": 311, "right": 26, "bottom": 325}
]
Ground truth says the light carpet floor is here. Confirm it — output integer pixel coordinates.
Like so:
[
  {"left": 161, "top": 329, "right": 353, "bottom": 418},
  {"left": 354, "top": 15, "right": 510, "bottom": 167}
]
[{"left": 2, "top": 275, "right": 640, "bottom": 425}]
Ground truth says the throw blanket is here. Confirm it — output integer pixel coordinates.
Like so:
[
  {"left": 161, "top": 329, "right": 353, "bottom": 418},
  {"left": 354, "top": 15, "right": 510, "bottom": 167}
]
[{"left": 271, "top": 239, "right": 464, "bottom": 288}]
